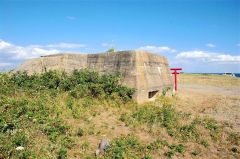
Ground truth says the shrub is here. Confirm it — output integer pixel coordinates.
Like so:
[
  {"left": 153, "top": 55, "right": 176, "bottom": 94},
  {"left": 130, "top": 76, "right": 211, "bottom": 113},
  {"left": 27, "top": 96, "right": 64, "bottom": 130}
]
[
  {"left": 69, "top": 84, "right": 88, "bottom": 98},
  {"left": 107, "top": 47, "right": 115, "bottom": 53},
  {"left": 8, "top": 69, "right": 135, "bottom": 101},
  {"left": 162, "top": 87, "right": 171, "bottom": 96},
  {"left": 200, "top": 118, "right": 222, "bottom": 140},
  {"left": 132, "top": 106, "right": 162, "bottom": 125},
  {"left": 40, "top": 70, "right": 62, "bottom": 89},
  {"left": 43, "top": 119, "right": 69, "bottom": 141},
  {"left": 10, "top": 71, "right": 31, "bottom": 88},
  {"left": 147, "top": 139, "right": 168, "bottom": 151},
  {"left": 143, "top": 155, "right": 153, "bottom": 159},
  {"left": 105, "top": 135, "right": 141, "bottom": 159},
  {"left": 165, "top": 150, "right": 175, "bottom": 158},
  {"left": 179, "top": 122, "right": 199, "bottom": 141},
  {"left": 87, "top": 126, "right": 95, "bottom": 135},
  {"left": 200, "top": 139, "right": 209, "bottom": 147},
  {"left": 13, "top": 133, "right": 29, "bottom": 146},
  {"left": 60, "top": 136, "right": 75, "bottom": 149},
  {"left": 227, "top": 132, "right": 240, "bottom": 146},
  {"left": 66, "top": 97, "right": 74, "bottom": 109},
  {"left": 165, "top": 144, "right": 186, "bottom": 158},
  {"left": 191, "top": 150, "right": 200, "bottom": 156},
  {"left": 81, "top": 140, "right": 90, "bottom": 151}
]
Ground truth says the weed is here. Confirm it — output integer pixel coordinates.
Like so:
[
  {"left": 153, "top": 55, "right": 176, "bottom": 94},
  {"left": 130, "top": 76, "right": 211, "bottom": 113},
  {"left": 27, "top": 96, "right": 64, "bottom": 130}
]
[
  {"left": 81, "top": 140, "right": 90, "bottom": 151},
  {"left": 147, "top": 139, "right": 168, "bottom": 151},
  {"left": 132, "top": 105, "right": 162, "bottom": 126},
  {"left": 174, "top": 144, "right": 186, "bottom": 154},
  {"left": 57, "top": 147, "right": 67, "bottom": 159},
  {"left": 88, "top": 126, "right": 95, "bottom": 135},
  {"left": 43, "top": 119, "right": 69, "bottom": 141},
  {"left": 179, "top": 122, "right": 199, "bottom": 141},
  {"left": 60, "top": 136, "right": 75, "bottom": 149},
  {"left": 164, "top": 144, "right": 186, "bottom": 158},
  {"left": 66, "top": 97, "right": 74, "bottom": 109},
  {"left": 77, "top": 128, "right": 84, "bottom": 137},
  {"left": 105, "top": 135, "right": 141, "bottom": 159},
  {"left": 200, "top": 139, "right": 209, "bottom": 148},
  {"left": 162, "top": 87, "right": 171, "bottom": 96},
  {"left": 0, "top": 71, "right": 238, "bottom": 158},
  {"left": 143, "top": 155, "right": 153, "bottom": 159},
  {"left": 17, "top": 150, "right": 36, "bottom": 159},
  {"left": 191, "top": 150, "right": 200, "bottom": 156},
  {"left": 13, "top": 133, "right": 29, "bottom": 146},
  {"left": 165, "top": 150, "right": 175, "bottom": 158},
  {"left": 202, "top": 118, "right": 222, "bottom": 140},
  {"left": 227, "top": 132, "right": 240, "bottom": 146}
]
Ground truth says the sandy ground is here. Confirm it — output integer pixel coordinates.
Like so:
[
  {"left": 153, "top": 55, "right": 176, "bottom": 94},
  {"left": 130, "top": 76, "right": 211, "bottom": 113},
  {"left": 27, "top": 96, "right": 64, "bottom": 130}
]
[{"left": 177, "top": 76, "right": 240, "bottom": 132}]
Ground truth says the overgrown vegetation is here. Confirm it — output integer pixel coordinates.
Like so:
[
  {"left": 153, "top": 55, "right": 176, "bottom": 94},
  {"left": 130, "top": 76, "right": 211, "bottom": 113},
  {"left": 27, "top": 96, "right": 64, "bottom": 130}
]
[
  {"left": 106, "top": 47, "right": 115, "bottom": 53},
  {"left": 0, "top": 70, "right": 134, "bottom": 158},
  {"left": 119, "top": 102, "right": 223, "bottom": 142},
  {"left": 8, "top": 69, "right": 134, "bottom": 100},
  {"left": 0, "top": 70, "right": 239, "bottom": 158}
]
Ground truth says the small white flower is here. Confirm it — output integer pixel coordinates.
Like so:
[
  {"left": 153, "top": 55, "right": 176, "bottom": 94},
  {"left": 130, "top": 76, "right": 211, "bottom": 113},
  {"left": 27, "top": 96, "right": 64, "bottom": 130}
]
[{"left": 16, "top": 146, "right": 24, "bottom": 151}]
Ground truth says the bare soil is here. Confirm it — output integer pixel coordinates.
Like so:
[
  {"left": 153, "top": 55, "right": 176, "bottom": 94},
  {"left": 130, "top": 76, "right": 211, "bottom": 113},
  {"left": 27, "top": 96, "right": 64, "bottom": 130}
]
[{"left": 178, "top": 74, "right": 240, "bottom": 132}]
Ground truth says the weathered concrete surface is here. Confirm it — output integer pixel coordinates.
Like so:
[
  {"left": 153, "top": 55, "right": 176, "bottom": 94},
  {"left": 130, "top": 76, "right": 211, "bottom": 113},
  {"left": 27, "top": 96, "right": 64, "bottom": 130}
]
[{"left": 17, "top": 50, "right": 172, "bottom": 103}]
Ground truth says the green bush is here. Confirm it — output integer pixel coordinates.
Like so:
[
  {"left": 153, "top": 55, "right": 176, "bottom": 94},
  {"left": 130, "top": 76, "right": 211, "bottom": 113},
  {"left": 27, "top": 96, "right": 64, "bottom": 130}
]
[
  {"left": 147, "top": 139, "right": 168, "bottom": 151},
  {"left": 60, "top": 136, "right": 75, "bottom": 149},
  {"left": 81, "top": 140, "right": 90, "bottom": 151},
  {"left": 57, "top": 147, "right": 67, "bottom": 159},
  {"left": 198, "top": 118, "right": 222, "bottom": 140},
  {"left": 9, "top": 69, "right": 134, "bottom": 101},
  {"left": 13, "top": 133, "right": 29, "bottom": 146},
  {"left": 165, "top": 144, "right": 186, "bottom": 158},
  {"left": 179, "top": 122, "right": 199, "bottom": 141},
  {"left": 105, "top": 135, "right": 142, "bottom": 159},
  {"left": 227, "top": 132, "right": 240, "bottom": 145},
  {"left": 43, "top": 119, "right": 69, "bottom": 141}
]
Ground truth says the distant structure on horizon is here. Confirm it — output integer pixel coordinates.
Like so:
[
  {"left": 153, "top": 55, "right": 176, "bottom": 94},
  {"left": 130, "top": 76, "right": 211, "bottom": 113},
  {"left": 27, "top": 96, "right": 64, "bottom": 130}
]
[{"left": 16, "top": 50, "right": 173, "bottom": 103}]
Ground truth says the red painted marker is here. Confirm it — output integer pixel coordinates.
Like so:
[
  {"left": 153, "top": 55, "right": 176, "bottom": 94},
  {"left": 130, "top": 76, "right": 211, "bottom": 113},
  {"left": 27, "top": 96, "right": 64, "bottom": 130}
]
[{"left": 170, "top": 68, "right": 182, "bottom": 91}]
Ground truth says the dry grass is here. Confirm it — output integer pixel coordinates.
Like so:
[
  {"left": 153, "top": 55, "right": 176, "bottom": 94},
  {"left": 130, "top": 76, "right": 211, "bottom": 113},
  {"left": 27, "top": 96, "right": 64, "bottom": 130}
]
[
  {"left": 177, "top": 74, "right": 240, "bottom": 132},
  {"left": 58, "top": 74, "right": 240, "bottom": 158},
  {"left": 179, "top": 73, "right": 240, "bottom": 87},
  {"left": 1, "top": 73, "right": 240, "bottom": 159}
]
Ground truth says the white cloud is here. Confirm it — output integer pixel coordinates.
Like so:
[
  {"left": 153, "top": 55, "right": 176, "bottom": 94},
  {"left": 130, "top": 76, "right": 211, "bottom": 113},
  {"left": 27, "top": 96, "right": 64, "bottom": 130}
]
[
  {"left": 101, "top": 41, "right": 116, "bottom": 48},
  {"left": 176, "top": 50, "right": 240, "bottom": 63},
  {"left": 206, "top": 43, "right": 216, "bottom": 48},
  {"left": 44, "top": 43, "right": 86, "bottom": 48},
  {"left": 210, "top": 54, "right": 240, "bottom": 63},
  {"left": 0, "top": 62, "right": 12, "bottom": 67},
  {"left": 137, "top": 45, "right": 176, "bottom": 53},
  {"left": 101, "top": 43, "right": 114, "bottom": 47},
  {"left": 0, "top": 40, "right": 86, "bottom": 60},
  {"left": 176, "top": 50, "right": 210, "bottom": 59},
  {"left": 29, "top": 43, "right": 86, "bottom": 49},
  {"left": 0, "top": 40, "right": 11, "bottom": 49}
]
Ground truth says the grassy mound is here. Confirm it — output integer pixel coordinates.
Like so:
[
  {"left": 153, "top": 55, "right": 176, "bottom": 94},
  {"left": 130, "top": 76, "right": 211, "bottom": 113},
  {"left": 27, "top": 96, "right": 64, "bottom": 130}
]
[{"left": 0, "top": 70, "right": 239, "bottom": 159}]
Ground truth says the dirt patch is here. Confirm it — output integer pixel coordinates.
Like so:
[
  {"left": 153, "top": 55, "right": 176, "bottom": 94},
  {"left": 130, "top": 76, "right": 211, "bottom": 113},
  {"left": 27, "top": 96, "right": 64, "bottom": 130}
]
[{"left": 177, "top": 75, "right": 240, "bottom": 132}]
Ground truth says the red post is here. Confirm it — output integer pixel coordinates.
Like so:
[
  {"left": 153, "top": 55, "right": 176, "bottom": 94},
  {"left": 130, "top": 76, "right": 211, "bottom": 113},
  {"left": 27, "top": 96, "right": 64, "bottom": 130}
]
[{"left": 170, "top": 68, "right": 182, "bottom": 91}]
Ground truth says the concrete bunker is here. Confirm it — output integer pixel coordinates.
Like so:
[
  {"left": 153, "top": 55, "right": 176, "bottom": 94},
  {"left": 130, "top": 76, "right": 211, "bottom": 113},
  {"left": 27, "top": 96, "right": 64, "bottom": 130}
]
[
  {"left": 148, "top": 90, "right": 159, "bottom": 99},
  {"left": 16, "top": 50, "right": 173, "bottom": 103}
]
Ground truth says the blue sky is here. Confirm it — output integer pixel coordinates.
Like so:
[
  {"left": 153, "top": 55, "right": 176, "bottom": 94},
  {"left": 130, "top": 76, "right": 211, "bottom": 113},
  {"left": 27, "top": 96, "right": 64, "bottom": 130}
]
[{"left": 0, "top": 0, "right": 239, "bottom": 72}]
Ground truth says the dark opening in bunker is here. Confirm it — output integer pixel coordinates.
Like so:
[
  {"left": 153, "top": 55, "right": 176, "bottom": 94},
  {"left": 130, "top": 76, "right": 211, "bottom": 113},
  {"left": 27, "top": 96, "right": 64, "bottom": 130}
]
[{"left": 148, "top": 90, "right": 159, "bottom": 99}]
